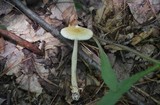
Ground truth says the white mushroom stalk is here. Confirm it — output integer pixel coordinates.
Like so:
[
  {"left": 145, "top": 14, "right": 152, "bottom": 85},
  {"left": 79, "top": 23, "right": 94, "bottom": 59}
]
[
  {"left": 71, "top": 39, "right": 79, "bottom": 100},
  {"left": 60, "top": 26, "right": 93, "bottom": 100}
]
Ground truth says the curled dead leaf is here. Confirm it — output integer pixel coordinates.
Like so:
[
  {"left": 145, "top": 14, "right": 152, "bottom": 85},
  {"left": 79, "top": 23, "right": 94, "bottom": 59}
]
[
  {"left": 49, "top": 0, "right": 73, "bottom": 20},
  {"left": 16, "top": 74, "right": 43, "bottom": 96},
  {"left": 62, "top": 6, "right": 78, "bottom": 26},
  {"left": 127, "top": 0, "right": 160, "bottom": 24},
  {"left": 45, "top": 16, "right": 62, "bottom": 27},
  {"left": 131, "top": 28, "right": 154, "bottom": 45}
]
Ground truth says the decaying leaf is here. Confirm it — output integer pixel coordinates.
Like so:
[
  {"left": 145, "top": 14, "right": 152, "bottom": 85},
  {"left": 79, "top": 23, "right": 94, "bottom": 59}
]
[
  {"left": 16, "top": 74, "right": 43, "bottom": 96},
  {"left": 7, "top": 15, "right": 36, "bottom": 42},
  {"left": 104, "top": 44, "right": 123, "bottom": 53},
  {"left": 49, "top": 0, "right": 74, "bottom": 20},
  {"left": 35, "top": 27, "right": 45, "bottom": 36},
  {"left": 131, "top": 28, "right": 154, "bottom": 45},
  {"left": 7, "top": 49, "right": 49, "bottom": 95},
  {"left": 127, "top": 0, "right": 160, "bottom": 24},
  {"left": 0, "top": 0, "right": 13, "bottom": 15},
  {"left": 95, "top": 0, "right": 109, "bottom": 23},
  {"left": 2, "top": 42, "right": 24, "bottom": 75},
  {"left": 42, "top": 0, "right": 49, "bottom": 4},
  {"left": 0, "top": 12, "right": 62, "bottom": 96},
  {"left": 113, "top": 58, "right": 134, "bottom": 80},
  {"left": 45, "top": 16, "right": 62, "bottom": 27},
  {"left": 149, "top": 0, "right": 160, "bottom": 14},
  {"left": 112, "top": 0, "right": 124, "bottom": 13},
  {"left": 95, "top": 0, "right": 125, "bottom": 24},
  {"left": 62, "top": 6, "right": 78, "bottom": 25},
  {"left": 136, "top": 44, "right": 156, "bottom": 56}
]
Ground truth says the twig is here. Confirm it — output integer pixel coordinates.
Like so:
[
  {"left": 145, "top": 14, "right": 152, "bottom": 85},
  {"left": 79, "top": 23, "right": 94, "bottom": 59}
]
[
  {"left": 126, "top": 92, "right": 145, "bottom": 105},
  {"left": 10, "top": 0, "right": 100, "bottom": 70},
  {"left": 0, "top": 29, "right": 43, "bottom": 55},
  {"left": 96, "top": 37, "right": 160, "bottom": 64},
  {"left": 50, "top": 88, "right": 61, "bottom": 105},
  {"left": 132, "top": 86, "right": 160, "bottom": 104}
]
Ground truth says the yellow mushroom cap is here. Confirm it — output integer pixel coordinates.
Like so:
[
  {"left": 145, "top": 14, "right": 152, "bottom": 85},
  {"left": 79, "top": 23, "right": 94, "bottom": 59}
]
[{"left": 60, "top": 26, "right": 93, "bottom": 40}]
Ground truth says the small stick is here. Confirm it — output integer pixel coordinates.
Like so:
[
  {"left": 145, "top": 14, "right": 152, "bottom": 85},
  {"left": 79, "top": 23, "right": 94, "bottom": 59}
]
[
  {"left": 0, "top": 29, "right": 43, "bottom": 56},
  {"left": 9, "top": 0, "right": 100, "bottom": 70}
]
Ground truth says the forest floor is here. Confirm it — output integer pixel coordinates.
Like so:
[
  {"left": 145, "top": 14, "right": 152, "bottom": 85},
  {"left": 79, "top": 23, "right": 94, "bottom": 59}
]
[{"left": 0, "top": 0, "right": 160, "bottom": 105}]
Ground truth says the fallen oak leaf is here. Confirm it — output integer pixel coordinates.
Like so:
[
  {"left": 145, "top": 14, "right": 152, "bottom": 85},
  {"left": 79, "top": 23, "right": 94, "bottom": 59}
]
[
  {"left": 10, "top": 0, "right": 100, "bottom": 70},
  {"left": 62, "top": 6, "right": 78, "bottom": 26}
]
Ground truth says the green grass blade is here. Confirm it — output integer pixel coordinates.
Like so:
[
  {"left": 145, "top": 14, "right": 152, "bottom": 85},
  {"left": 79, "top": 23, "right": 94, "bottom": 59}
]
[
  {"left": 94, "top": 38, "right": 118, "bottom": 91},
  {"left": 98, "top": 64, "right": 160, "bottom": 105},
  {"left": 73, "top": 0, "right": 83, "bottom": 11}
]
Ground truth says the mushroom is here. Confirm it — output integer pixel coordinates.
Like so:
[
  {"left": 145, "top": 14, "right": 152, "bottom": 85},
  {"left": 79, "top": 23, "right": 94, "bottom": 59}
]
[{"left": 60, "top": 25, "right": 93, "bottom": 100}]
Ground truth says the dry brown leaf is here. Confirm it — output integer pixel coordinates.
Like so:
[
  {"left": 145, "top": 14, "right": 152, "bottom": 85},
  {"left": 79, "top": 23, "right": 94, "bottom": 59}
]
[
  {"left": 113, "top": 58, "right": 134, "bottom": 80},
  {"left": 45, "top": 16, "right": 62, "bottom": 27},
  {"left": 46, "top": 0, "right": 77, "bottom": 26},
  {"left": 4, "top": 14, "right": 62, "bottom": 50},
  {"left": 4, "top": 42, "right": 24, "bottom": 75},
  {"left": 33, "top": 32, "right": 62, "bottom": 50},
  {"left": 131, "top": 28, "right": 154, "bottom": 45},
  {"left": 113, "top": 0, "right": 124, "bottom": 13},
  {"left": 69, "top": 14, "right": 78, "bottom": 26},
  {"left": 42, "top": 0, "right": 49, "bottom": 4},
  {"left": 16, "top": 74, "right": 43, "bottom": 96},
  {"left": 35, "top": 27, "right": 45, "bottom": 36},
  {"left": 104, "top": 44, "right": 123, "bottom": 53},
  {"left": 94, "top": 1, "right": 107, "bottom": 23},
  {"left": 149, "top": 0, "right": 160, "bottom": 14},
  {"left": 95, "top": 0, "right": 113, "bottom": 23},
  {"left": 7, "top": 15, "right": 36, "bottom": 42},
  {"left": 127, "top": 0, "right": 160, "bottom": 24},
  {"left": 137, "top": 44, "right": 156, "bottom": 56},
  {"left": 0, "top": 12, "right": 61, "bottom": 96},
  {"left": 62, "top": 6, "right": 74, "bottom": 21},
  {"left": 0, "top": 0, "right": 13, "bottom": 15},
  {"left": 62, "top": 6, "right": 78, "bottom": 26},
  {"left": 7, "top": 50, "right": 49, "bottom": 95},
  {"left": 49, "top": 0, "right": 74, "bottom": 20}
]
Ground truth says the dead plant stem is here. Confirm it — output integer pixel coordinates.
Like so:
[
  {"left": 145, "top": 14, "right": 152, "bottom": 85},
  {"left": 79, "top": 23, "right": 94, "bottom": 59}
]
[{"left": 95, "top": 37, "right": 160, "bottom": 64}]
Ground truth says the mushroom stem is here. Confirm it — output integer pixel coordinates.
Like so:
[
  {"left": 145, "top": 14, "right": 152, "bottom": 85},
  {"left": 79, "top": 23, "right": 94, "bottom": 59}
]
[{"left": 71, "top": 39, "right": 80, "bottom": 100}]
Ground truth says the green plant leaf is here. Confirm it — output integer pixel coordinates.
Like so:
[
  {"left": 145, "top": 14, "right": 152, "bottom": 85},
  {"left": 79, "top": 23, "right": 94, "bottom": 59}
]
[
  {"left": 0, "top": 24, "right": 7, "bottom": 30},
  {"left": 94, "top": 37, "right": 160, "bottom": 105},
  {"left": 94, "top": 38, "right": 118, "bottom": 91},
  {"left": 98, "top": 64, "right": 160, "bottom": 105},
  {"left": 73, "top": 0, "right": 83, "bottom": 11}
]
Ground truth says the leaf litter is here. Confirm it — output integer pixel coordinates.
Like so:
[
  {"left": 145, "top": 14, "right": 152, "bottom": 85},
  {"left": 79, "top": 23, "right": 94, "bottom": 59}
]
[{"left": 0, "top": 0, "right": 160, "bottom": 104}]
